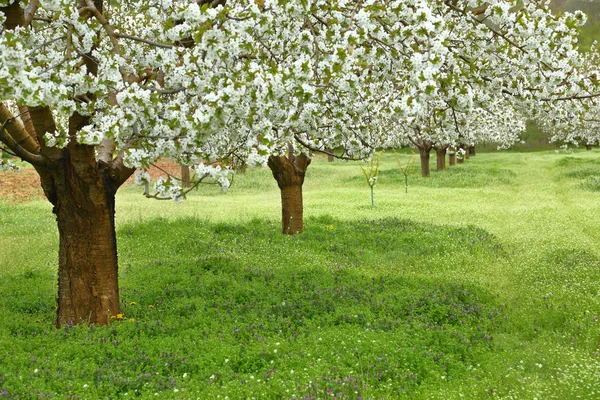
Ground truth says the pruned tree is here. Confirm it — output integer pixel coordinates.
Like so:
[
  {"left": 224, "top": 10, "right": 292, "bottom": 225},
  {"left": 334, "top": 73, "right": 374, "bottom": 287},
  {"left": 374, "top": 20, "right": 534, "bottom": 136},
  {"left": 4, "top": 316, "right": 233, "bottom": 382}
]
[{"left": 1, "top": 0, "right": 598, "bottom": 327}]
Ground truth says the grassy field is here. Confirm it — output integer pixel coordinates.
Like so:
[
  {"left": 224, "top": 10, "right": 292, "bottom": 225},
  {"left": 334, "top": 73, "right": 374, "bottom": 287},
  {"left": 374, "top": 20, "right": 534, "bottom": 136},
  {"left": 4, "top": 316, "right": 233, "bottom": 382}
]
[{"left": 1, "top": 151, "right": 600, "bottom": 399}]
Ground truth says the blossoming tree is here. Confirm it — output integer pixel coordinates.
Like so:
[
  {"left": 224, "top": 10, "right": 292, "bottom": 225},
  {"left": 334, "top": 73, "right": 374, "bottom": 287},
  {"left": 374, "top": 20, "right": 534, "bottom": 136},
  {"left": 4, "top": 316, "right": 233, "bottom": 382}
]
[{"left": 1, "top": 0, "right": 598, "bottom": 327}]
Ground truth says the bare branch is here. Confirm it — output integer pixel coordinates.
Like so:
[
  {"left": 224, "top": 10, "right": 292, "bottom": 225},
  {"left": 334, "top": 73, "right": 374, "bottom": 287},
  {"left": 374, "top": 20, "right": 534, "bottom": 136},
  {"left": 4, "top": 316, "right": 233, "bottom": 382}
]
[
  {"left": 17, "top": 105, "right": 39, "bottom": 146},
  {"left": 109, "top": 150, "right": 136, "bottom": 188},
  {"left": 144, "top": 172, "right": 216, "bottom": 201},
  {"left": 140, "top": 85, "right": 186, "bottom": 94},
  {"left": 28, "top": 35, "right": 65, "bottom": 57},
  {"left": 79, "top": 1, "right": 120, "bottom": 55},
  {"left": 542, "top": 93, "right": 600, "bottom": 102},
  {"left": 23, "top": 0, "right": 40, "bottom": 26},
  {"left": 0, "top": 145, "right": 17, "bottom": 157},
  {"left": 293, "top": 134, "right": 365, "bottom": 161},
  {"left": 115, "top": 32, "right": 173, "bottom": 49}
]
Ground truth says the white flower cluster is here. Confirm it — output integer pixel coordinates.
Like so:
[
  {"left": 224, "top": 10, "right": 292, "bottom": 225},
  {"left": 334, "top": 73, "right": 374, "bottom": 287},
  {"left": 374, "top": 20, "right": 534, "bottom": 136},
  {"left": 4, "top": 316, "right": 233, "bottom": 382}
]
[
  {"left": 0, "top": 0, "right": 598, "bottom": 199},
  {"left": 154, "top": 176, "right": 184, "bottom": 203},
  {"left": 133, "top": 169, "right": 151, "bottom": 186},
  {"left": 192, "top": 163, "right": 232, "bottom": 193}
]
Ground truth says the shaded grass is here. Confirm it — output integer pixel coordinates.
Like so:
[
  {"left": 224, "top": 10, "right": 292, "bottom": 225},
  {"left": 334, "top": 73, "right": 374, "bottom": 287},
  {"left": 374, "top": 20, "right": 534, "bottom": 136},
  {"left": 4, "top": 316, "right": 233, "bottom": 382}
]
[{"left": 1, "top": 217, "right": 505, "bottom": 399}]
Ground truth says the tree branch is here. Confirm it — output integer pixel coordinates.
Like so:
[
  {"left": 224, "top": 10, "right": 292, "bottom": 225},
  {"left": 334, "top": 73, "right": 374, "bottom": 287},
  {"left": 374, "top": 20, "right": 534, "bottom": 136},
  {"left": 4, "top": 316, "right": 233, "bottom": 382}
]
[
  {"left": 542, "top": 93, "right": 600, "bottom": 102},
  {"left": 293, "top": 134, "right": 364, "bottom": 161},
  {"left": 115, "top": 32, "right": 173, "bottom": 49},
  {"left": 23, "top": 0, "right": 40, "bottom": 26},
  {"left": 80, "top": 1, "right": 120, "bottom": 55},
  {"left": 0, "top": 103, "right": 40, "bottom": 155},
  {"left": 17, "top": 105, "right": 40, "bottom": 146},
  {"left": 110, "top": 150, "right": 136, "bottom": 188},
  {"left": 97, "top": 137, "right": 115, "bottom": 164},
  {"left": 0, "top": 120, "right": 46, "bottom": 166},
  {"left": 144, "top": 172, "right": 215, "bottom": 201}
]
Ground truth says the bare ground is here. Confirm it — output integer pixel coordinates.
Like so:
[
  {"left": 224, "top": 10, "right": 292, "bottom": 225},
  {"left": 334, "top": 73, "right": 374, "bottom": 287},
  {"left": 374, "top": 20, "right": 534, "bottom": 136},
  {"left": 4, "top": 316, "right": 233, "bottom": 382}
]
[{"left": 0, "top": 160, "right": 182, "bottom": 204}]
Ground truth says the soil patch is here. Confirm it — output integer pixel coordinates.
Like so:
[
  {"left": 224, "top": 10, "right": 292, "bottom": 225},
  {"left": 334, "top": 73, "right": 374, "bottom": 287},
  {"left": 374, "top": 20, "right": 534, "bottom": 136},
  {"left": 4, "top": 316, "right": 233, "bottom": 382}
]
[
  {"left": 1, "top": 160, "right": 183, "bottom": 204},
  {"left": 0, "top": 168, "right": 44, "bottom": 203}
]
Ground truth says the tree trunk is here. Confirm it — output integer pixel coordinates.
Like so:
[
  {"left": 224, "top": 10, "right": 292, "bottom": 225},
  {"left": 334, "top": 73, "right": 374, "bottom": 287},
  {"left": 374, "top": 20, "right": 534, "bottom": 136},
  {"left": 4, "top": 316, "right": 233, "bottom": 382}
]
[
  {"left": 449, "top": 150, "right": 456, "bottom": 166},
  {"left": 1, "top": 1, "right": 133, "bottom": 328},
  {"left": 0, "top": 1, "right": 23, "bottom": 30},
  {"left": 586, "top": 144, "right": 593, "bottom": 151},
  {"left": 35, "top": 144, "right": 124, "bottom": 327},
  {"left": 469, "top": 145, "right": 476, "bottom": 156},
  {"left": 55, "top": 179, "right": 120, "bottom": 327},
  {"left": 457, "top": 145, "right": 465, "bottom": 164},
  {"left": 435, "top": 147, "right": 446, "bottom": 171},
  {"left": 268, "top": 153, "right": 311, "bottom": 235},
  {"left": 27, "top": 107, "right": 133, "bottom": 327},
  {"left": 181, "top": 165, "right": 191, "bottom": 187},
  {"left": 419, "top": 147, "right": 431, "bottom": 177},
  {"left": 465, "top": 146, "right": 470, "bottom": 160}
]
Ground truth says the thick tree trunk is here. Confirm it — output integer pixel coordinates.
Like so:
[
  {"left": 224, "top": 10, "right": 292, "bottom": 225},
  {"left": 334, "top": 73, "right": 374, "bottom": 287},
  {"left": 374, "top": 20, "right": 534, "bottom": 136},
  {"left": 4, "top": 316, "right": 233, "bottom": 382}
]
[
  {"left": 181, "top": 165, "right": 191, "bottom": 187},
  {"left": 1, "top": 1, "right": 133, "bottom": 328},
  {"left": 419, "top": 147, "right": 431, "bottom": 177},
  {"left": 465, "top": 146, "right": 470, "bottom": 160},
  {"left": 327, "top": 148, "right": 334, "bottom": 162},
  {"left": 435, "top": 147, "right": 446, "bottom": 171},
  {"left": 55, "top": 181, "right": 120, "bottom": 327},
  {"left": 28, "top": 107, "right": 133, "bottom": 327},
  {"left": 268, "top": 153, "right": 311, "bottom": 235},
  {"left": 586, "top": 144, "right": 593, "bottom": 151},
  {"left": 35, "top": 144, "right": 124, "bottom": 327},
  {"left": 469, "top": 145, "right": 476, "bottom": 156},
  {"left": 0, "top": 2, "right": 24, "bottom": 30}
]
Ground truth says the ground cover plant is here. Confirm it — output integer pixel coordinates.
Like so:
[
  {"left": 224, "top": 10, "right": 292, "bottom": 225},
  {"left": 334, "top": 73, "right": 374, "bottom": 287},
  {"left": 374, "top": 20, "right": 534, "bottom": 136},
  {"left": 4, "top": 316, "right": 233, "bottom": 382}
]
[{"left": 2, "top": 151, "right": 600, "bottom": 398}]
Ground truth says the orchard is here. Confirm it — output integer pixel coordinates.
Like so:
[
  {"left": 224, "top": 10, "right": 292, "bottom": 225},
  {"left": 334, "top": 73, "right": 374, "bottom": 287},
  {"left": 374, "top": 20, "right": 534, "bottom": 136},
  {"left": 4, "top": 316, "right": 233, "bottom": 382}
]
[{"left": 2, "top": 0, "right": 600, "bottom": 398}]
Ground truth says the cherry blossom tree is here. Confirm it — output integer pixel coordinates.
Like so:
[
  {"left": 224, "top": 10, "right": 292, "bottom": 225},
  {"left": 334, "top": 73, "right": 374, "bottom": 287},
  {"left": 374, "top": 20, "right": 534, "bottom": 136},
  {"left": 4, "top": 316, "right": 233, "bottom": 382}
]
[{"left": 1, "top": 0, "right": 598, "bottom": 327}]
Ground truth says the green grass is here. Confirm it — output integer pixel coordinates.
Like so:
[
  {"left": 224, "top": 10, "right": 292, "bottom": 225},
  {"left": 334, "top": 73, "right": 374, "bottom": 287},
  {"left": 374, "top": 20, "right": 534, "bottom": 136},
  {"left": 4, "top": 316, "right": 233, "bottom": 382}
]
[{"left": 2, "top": 151, "right": 600, "bottom": 398}]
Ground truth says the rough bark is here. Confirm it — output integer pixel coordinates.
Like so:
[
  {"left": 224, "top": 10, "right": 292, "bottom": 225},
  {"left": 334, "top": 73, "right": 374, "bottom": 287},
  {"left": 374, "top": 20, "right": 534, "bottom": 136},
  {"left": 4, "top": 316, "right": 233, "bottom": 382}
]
[
  {"left": 435, "top": 147, "right": 446, "bottom": 171},
  {"left": 0, "top": 1, "right": 24, "bottom": 30},
  {"left": 586, "top": 144, "right": 593, "bottom": 151},
  {"left": 268, "top": 153, "right": 311, "bottom": 234},
  {"left": 465, "top": 146, "right": 470, "bottom": 160},
  {"left": 417, "top": 143, "right": 432, "bottom": 177},
  {"left": 33, "top": 138, "right": 131, "bottom": 327},
  {"left": 469, "top": 145, "right": 476, "bottom": 156},
  {"left": 327, "top": 148, "right": 334, "bottom": 162}
]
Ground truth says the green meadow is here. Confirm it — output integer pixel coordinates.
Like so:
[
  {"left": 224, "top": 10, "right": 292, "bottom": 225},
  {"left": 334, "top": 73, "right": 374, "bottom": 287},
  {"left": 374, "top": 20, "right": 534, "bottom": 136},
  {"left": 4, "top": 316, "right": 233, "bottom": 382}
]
[{"left": 1, "top": 151, "right": 600, "bottom": 399}]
